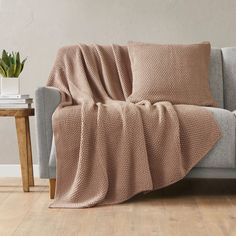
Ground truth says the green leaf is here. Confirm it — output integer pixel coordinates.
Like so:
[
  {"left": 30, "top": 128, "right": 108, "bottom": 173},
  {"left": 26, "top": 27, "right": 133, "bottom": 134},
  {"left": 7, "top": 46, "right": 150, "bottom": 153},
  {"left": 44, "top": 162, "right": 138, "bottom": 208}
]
[
  {"left": 0, "top": 64, "right": 6, "bottom": 77},
  {"left": 15, "top": 63, "right": 22, "bottom": 77},
  {"left": 6, "top": 63, "right": 15, "bottom": 77},
  {"left": 13, "top": 52, "right": 16, "bottom": 64},
  {"left": 16, "top": 52, "right": 20, "bottom": 63},
  {"left": 10, "top": 52, "right": 14, "bottom": 64},
  {"left": 0, "top": 59, "right": 8, "bottom": 72},
  {"left": 12, "top": 53, "right": 17, "bottom": 76},
  {"left": 2, "top": 50, "right": 10, "bottom": 66},
  {"left": 20, "top": 58, "right": 27, "bottom": 72}
]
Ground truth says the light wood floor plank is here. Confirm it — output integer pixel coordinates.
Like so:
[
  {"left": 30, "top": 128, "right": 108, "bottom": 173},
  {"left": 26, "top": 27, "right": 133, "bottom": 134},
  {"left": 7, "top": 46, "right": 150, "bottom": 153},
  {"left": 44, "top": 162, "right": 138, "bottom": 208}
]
[
  {"left": 0, "top": 178, "right": 235, "bottom": 236},
  {"left": 0, "top": 181, "right": 45, "bottom": 235},
  {"left": 194, "top": 179, "right": 236, "bottom": 236},
  {"left": 159, "top": 195, "right": 209, "bottom": 236}
]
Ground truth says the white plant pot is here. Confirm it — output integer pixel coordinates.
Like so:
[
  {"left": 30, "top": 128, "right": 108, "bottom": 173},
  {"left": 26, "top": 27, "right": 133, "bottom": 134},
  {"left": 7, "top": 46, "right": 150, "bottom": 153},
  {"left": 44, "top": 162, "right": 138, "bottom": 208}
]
[{"left": 0, "top": 77, "right": 20, "bottom": 95}]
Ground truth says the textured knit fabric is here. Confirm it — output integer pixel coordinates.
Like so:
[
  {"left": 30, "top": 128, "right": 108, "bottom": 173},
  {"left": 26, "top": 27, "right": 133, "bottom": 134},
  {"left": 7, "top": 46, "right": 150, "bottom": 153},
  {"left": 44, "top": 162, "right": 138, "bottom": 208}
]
[
  {"left": 46, "top": 106, "right": 235, "bottom": 179},
  {"left": 127, "top": 42, "right": 217, "bottom": 106},
  {"left": 47, "top": 44, "right": 221, "bottom": 208}
]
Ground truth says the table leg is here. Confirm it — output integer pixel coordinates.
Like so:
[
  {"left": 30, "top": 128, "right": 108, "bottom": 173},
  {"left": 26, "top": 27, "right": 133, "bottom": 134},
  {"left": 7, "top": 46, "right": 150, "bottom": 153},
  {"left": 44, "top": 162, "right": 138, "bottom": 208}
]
[
  {"left": 15, "top": 117, "right": 29, "bottom": 192},
  {"left": 49, "top": 179, "right": 56, "bottom": 199},
  {"left": 25, "top": 117, "right": 34, "bottom": 186}
]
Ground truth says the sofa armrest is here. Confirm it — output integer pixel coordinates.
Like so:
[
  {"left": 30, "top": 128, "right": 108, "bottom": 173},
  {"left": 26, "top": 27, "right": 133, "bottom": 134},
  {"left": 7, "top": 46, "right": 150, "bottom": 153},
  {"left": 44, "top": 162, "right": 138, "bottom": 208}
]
[{"left": 35, "top": 86, "right": 61, "bottom": 178}]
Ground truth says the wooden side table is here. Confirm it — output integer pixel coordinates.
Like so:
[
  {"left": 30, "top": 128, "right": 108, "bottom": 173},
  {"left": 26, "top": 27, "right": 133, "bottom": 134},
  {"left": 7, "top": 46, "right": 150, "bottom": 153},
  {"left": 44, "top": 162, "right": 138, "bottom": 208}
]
[{"left": 0, "top": 108, "right": 35, "bottom": 192}]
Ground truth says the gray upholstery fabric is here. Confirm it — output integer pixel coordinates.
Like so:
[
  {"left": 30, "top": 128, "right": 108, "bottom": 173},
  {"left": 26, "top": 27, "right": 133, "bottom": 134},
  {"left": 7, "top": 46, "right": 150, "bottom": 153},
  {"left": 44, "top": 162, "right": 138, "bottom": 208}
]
[
  {"left": 209, "top": 49, "right": 224, "bottom": 108},
  {"left": 35, "top": 47, "right": 236, "bottom": 179},
  {"left": 35, "top": 87, "right": 61, "bottom": 178},
  {"left": 187, "top": 168, "right": 236, "bottom": 179},
  {"left": 197, "top": 107, "right": 235, "bottom": 168},
  {"left": 222, "top": 48, "right": 236, "bottom": 111}
]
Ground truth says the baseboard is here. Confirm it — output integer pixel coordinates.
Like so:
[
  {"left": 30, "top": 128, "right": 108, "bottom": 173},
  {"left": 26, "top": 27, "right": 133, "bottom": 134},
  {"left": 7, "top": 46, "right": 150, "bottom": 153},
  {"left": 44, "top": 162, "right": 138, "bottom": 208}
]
[{"left": 0, "top": 164, "right": 39, "bottom": 177}]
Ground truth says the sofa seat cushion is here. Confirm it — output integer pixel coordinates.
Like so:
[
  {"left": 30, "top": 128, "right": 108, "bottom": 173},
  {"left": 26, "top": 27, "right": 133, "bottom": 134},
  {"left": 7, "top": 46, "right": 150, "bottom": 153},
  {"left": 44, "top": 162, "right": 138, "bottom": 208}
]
[
  {"left": 196, "top": 107, "right": 235, "bottom": 168},
  {"left": 48, "top": 107, "right": 236, "bottom": 179}
]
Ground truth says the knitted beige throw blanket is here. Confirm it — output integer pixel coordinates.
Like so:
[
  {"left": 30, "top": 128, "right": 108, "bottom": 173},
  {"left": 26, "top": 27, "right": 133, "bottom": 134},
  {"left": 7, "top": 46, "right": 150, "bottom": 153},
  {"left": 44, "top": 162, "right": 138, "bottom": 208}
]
[{"left": 48, "top": 44, "right": 221, "bottom": 208}]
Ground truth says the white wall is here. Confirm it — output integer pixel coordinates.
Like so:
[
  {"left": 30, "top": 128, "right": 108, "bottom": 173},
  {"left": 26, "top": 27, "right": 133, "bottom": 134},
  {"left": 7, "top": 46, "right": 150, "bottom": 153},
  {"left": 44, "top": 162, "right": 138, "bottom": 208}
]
[{"left": 0, "top": 0, "right": 236, "bottom": 164}]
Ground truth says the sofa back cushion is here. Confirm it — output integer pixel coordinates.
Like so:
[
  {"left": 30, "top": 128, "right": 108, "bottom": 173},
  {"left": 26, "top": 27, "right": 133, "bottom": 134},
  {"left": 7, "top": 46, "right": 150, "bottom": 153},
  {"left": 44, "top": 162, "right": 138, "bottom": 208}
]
[
  {"left": 208, "top": 49, "right": 224, "bottom": 108},
  {"left": 221, "top": 48, "right": 236, "bottom": 111},
  {"left": 127, "top": 42, "right": 217, "bottom": 106}
]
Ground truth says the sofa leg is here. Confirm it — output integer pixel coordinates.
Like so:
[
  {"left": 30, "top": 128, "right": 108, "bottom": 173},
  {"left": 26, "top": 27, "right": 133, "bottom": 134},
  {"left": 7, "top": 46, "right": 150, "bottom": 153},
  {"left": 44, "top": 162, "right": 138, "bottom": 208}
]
[{"left": 49, "top": 179, "right": 56, "bottom": 199}]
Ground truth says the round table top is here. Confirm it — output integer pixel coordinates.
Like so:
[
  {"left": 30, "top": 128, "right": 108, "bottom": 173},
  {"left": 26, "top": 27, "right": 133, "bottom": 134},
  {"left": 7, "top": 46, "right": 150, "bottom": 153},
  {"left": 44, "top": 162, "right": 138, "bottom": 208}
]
[{"left": 0, "top": 108, "right": 34, "bottom": 117}]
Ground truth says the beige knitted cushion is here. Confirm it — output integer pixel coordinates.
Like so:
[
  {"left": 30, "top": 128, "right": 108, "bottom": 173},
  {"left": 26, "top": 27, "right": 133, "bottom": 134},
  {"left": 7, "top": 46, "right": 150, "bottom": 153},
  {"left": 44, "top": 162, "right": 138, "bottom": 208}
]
[{"left": 127, "top": 42, "right": 217, "bottom": 106}]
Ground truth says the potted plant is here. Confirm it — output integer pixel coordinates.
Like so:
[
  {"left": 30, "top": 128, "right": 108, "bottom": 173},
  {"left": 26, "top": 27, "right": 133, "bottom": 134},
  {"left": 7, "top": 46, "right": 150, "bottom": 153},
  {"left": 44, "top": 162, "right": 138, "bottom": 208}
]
[{"left": 0, "top": 50, "right": 26, "bottom": 95}]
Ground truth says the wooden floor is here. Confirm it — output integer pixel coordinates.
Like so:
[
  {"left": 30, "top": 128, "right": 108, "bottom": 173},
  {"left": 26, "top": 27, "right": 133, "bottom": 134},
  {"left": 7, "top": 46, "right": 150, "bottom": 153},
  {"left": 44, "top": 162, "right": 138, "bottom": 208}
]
[{"left": 0, "top": 178, "right": 236, "bottom": 236}]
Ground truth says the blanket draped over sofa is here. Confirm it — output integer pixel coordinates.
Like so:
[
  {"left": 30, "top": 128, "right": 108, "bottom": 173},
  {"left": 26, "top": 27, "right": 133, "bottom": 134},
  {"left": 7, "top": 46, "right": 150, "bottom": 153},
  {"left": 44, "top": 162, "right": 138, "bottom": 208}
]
[{"left": 47, "top": 44, "right": 221, "bottom": 208}]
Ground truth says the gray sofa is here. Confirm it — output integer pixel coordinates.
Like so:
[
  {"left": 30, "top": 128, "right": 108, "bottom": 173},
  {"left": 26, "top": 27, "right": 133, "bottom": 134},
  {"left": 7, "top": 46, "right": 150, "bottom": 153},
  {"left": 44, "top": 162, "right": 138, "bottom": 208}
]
[{"left": 35, "top": 48, "right": 236, "bottom": 184}]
